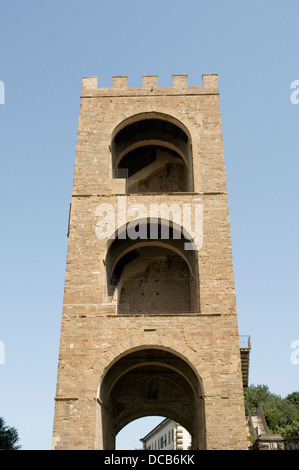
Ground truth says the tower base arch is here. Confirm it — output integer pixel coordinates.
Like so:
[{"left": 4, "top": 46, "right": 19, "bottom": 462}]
[{"left": 97, "top": 347, "right": 206, "bottom": 450}]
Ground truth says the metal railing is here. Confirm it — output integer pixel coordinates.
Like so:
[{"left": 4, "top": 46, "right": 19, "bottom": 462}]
[{"left": 239, "top": 335, "right": 251, "bottom": 350}]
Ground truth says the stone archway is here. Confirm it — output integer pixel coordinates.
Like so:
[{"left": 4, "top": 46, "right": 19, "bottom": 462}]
[
  {"left": 110, "top": 113, "right": 194, "bottom": 193},
  {"left": 104, "top": 218, "right": 200, "bottom": 314},
  {"left": 97, "top": 348, "right": 206, "bottom": 450}
]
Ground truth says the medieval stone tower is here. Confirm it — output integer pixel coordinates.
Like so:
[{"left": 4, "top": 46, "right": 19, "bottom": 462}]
[{"left": 52, "top": 74, "right": 248, "bottom": 450}]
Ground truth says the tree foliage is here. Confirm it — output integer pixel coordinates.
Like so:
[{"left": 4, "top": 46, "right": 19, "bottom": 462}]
[
  {"left": 285, "top": 391, "right": 299, "bottom": 410},
  {"left": 245, "top": 385, "right": 299, "bottom": 437},
  {"left": 0, "top": 417, "right": 21, "bottom": 450}
]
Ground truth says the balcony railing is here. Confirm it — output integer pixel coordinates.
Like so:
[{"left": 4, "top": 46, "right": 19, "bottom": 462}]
[{"left": 239, "top": 335, "right": 251, "bottom": 350}]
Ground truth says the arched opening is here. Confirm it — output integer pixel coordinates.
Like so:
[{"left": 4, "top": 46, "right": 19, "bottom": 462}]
[
  {"left": 111, "top": 114, "right": 193, "bottom": 193},
  {"left": 105, "top": 219, "right": 200, "bottom": 314},
  {"left": 97, "top": 348, "right": 206, "bottom": 450}
]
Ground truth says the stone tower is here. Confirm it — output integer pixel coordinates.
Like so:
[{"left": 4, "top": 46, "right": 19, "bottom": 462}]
[{"left": 52, "top": 74, "right": 248, "bottom": 450}]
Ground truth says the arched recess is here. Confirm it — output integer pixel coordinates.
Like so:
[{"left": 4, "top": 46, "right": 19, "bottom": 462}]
[
  {"left": 97, "top": 348, "right": 206, "bottom": 450},
  {"left": 104, "top": 219, "right": 200, "bottom": 314},
  {"left": 110, "top": 113, "right": 194, "bottom": 193}
]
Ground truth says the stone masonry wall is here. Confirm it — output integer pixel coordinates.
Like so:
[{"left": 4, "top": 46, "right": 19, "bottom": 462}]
[{"left": 52, "top": 74, "right": 248, "bottom": 450}]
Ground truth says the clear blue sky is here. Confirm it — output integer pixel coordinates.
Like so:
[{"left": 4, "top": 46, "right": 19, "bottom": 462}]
[{"left": 0, "top": 0, "right": 298, "bottom": 450}]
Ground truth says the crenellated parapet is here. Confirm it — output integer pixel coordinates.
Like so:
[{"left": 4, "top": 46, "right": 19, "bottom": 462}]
[{"left": 81, "top": 74, "right": 219, "bottom": 95}]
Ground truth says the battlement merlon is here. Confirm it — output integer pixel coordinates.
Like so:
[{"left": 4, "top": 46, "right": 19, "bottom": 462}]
[{"left": 81, "top": 74, "right": 219, "bottom": 96}]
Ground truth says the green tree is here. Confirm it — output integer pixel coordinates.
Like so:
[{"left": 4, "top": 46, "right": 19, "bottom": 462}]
[
  {"left": 245, "top": 384, "right": 281, "bottom": 416},
  {"left": 0, "top": 417, "right": 21, "bottom": 450},
  {"left": 263, "top": 408, "right": 279, "bottom": 431},
  {"left": 245, "top": 385, "right": 299, "bottom": 436},
  {"left": 285, "top": 392, "right": 299, "bottom": 411},
  {"left": 280, "top": 419, "right": 299, "bottom": 438}
]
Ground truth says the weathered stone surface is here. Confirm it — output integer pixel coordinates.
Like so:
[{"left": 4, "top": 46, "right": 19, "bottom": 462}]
[{"left": 52, "top": 74, "right": 248, "bottom": 450}]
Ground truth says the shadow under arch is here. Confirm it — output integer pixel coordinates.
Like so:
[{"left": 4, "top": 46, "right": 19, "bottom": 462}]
[
  {"left": 110, "top": 112, "right": 194, "bottom": 193},
  {"left": 105, "top": 217, "right": 198, "bottom": 282},
  {"left": 104, "top": 218, "right": 200, "bottom": 314},
  {"left": 110, "top": 111, "right": 193, "bottom": 147},
  {"left": 97, "top": 347, "right": 206, "bottom": 450}
]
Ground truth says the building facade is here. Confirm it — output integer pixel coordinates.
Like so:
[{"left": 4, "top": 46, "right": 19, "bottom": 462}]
[
  {"left": 52, "top": 74, "right": 248, "bottom": 450},
  {"left": 141, "top": 419, "right": 191, "bottom": 450}
]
